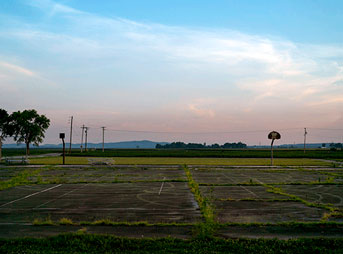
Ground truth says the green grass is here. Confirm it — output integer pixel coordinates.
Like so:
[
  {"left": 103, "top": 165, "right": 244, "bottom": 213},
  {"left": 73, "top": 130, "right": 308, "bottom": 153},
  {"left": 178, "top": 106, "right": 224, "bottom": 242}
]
[
  {"left": 184, "top": 165, "right": 217, "bottom": 237},
  {"left": 32, "top": 218, "right": 193, "bottom": 227},
  {"left": 2, "top": 148, "right": 62, "bottom": 157},
  {"left": 29, "top": 156, "right": 330, "bottom": 166},
  {"left": 29, "top": 156, "right": 89, "bottom": 165},
  {"left": 33, "top": 218, "right": 54, "bottom": 226},
  {"left": 0, "top": 169, "right": 41, "bottom": 190},
  {"left": 263, "top": 184, "right": 338, "bottom": 220},
  {"left": 1, "top": 234, "right": 343, "bottom": 253},
  {"left": 70, "top": 148, "right": 343, "bottom": 159}
]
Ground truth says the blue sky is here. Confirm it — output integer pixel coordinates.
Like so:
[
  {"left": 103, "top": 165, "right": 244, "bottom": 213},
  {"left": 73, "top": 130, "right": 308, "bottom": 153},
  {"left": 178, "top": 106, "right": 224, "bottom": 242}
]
[{"left": 1, "top": 0, "right": 343, "bottom": 145}]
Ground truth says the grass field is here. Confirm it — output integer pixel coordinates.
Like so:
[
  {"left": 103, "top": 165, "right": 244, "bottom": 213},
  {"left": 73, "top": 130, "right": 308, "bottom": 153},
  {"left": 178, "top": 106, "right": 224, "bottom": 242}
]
[
  {"left": 1, "top": 148, "right": 61, "bottom": 157},
  {"left": 3, "top": 148, "right": 343, "bottom": 159},
  {"left": 27, "top": 156, "right": 332, "bottom": 166},
  {"left": 69, "top": 148, "right": 343, "bottom": 159}
]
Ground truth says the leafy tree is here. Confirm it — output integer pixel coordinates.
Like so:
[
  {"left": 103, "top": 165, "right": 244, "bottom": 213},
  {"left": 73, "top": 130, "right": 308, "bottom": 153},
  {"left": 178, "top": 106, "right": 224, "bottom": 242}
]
[
  {"left": 11, "top": 109, "right": 50, "bottom": 155},
  {"left": 156, "top": 141, "right": 247, "bottom": 149},
  {"left": 0, "top": 109, "right": 12, "bottom": 161}
]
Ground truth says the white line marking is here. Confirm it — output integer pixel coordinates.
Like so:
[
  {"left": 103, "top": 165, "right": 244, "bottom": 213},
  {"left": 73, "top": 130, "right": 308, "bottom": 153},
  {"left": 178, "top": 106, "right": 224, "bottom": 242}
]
[
  {"left": 239, "top": 185, "right": 259, "bottom": 198},
  {"left": 35, "top": 184, "right": 88, "bottom": 208},
  {"left": 34, "top": 175, "right": 106, "bottom": 208},
  {"left": 158, "top": 177, "right": 166, "bottom": 195},
  {"left": 0, "top": 184, "right": 62, "bottom": 208}
]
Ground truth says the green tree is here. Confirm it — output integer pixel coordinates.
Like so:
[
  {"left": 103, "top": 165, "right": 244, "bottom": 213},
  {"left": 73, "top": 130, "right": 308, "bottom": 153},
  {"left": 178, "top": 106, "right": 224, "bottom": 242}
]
[
  {"left": 0, "top": 109, "right": 12, "bottom": 161},
  {"left": 11, "top": 109, "right": 50, "bottom": 156}
]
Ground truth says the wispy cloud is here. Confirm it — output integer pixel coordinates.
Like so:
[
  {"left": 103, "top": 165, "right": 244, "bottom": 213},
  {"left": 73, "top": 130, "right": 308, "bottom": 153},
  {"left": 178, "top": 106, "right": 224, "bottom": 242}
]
[
  {"left": 0, "top": 61, "right": 37, "bottom": 77},
  {"left": 188, "top": 101, "right": 215, "bottom": 118},
  {"left": 1, "top": 0, "right": 343, "bottom": 143}
]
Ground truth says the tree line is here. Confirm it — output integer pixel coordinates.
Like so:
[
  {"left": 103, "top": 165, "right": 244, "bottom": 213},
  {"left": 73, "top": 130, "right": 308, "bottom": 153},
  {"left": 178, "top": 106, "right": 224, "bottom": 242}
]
[
  {"left": 156, "top": 141, "right": 247, "bottom": 149},
  {"left": 0, "top": 109, "right": 50, "bottom": 160}
]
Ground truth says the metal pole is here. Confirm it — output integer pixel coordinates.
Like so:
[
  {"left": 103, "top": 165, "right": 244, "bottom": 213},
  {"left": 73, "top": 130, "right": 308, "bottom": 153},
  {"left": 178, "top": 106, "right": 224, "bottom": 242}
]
[
  {"left": 304, "top": 128, "right": 307, "bottom": 154},
  {"left": 69, "top": 116, "right": 73, "bottom": 154},
  {"left": 271, "top": 139, "right": 275, "bottom": 166},
  {"left": 62, "top": 138, "right": 65, "bottom": 165},
  {"left": 101, "top": 127, "right": 105, "bottom": 152}
]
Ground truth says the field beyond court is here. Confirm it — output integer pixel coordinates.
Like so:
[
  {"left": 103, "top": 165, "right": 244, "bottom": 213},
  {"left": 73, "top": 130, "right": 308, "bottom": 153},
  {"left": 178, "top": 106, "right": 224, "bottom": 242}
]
[{"left": 28, "top": 156, "right": 333, "bottom": 166}]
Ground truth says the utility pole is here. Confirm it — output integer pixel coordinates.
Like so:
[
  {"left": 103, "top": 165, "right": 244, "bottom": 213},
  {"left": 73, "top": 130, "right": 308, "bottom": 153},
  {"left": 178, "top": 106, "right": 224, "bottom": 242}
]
[
  {"left": 101, "top": 127, "right": 106, "bottom": 152},
  {"left": 304, "top": 128, "right": 308, "bottom": 153},
  {"left": 80, "top": 125, "right": 85, "bottom": 153},
  {"left": 85, "top": 127, "right": 89, "bottom": 152},
  {"left": 69, "top": 116, "right": 73, "bottom": 154}
]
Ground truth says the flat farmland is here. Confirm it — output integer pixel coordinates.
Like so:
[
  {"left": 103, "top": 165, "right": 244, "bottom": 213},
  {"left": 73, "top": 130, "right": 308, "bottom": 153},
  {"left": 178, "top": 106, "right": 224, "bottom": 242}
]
[
  {"left": 28, "top": 156, "right": 331, "bottom": 166},
  {"left": 0, "top": 164, "right": 343, "bottom": 239}
]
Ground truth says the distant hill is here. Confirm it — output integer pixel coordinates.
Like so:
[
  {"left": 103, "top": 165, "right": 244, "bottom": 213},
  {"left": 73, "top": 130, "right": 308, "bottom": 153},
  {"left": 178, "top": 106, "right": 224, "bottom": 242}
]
[{"left": 3, "top": 140, "right": 169, "bottom": 149}]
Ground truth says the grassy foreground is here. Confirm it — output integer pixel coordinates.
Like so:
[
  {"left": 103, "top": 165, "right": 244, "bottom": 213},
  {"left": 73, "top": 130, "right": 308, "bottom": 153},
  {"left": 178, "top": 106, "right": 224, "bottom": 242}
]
[
  {"left": 28, "top": 156, "right": 331, "bottom": 166},
  {"left": 1, "top": 234, "right": 343, "bottom": 254}
]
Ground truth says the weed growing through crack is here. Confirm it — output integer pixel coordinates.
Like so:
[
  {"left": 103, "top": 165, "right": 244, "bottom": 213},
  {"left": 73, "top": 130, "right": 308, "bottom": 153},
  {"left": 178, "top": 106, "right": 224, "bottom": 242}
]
[
  {"left": 0, "top": 169, "right": 41, "bottom": 190},
  {"left": 262, "top": 184, "right": 339, "bottom": 221},
  {"left": 184, "top": 165, "right": 217, "bottom": 238}
]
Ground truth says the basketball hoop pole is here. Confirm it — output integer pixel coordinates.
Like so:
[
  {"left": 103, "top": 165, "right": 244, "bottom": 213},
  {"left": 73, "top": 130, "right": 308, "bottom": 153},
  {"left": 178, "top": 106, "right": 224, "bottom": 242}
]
[
  {"left": 60, "top": 133, "right": 65, "bottom": 165},
  {"left": 268, "top": 131, "right": 281, "bottom": 167},
  {"left": 271, "top": 138, "right": 275, "bottom": 166}
]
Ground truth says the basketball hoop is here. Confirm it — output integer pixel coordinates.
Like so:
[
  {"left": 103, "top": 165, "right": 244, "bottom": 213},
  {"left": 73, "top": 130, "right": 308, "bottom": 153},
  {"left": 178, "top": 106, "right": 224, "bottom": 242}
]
[{"left": 268, "top": 131, "right": 281, "bottom": 166}]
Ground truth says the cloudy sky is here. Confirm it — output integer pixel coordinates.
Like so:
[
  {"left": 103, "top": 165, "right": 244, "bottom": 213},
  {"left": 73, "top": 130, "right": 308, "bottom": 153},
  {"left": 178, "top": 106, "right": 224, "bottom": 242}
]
[{"left": 1, "top": 0, "right": 343, "bottom": 145}]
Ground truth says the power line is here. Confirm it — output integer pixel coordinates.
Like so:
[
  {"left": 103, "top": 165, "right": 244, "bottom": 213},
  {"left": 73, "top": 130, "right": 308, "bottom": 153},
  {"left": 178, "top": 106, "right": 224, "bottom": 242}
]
[
  {"left": 309, "top": 128, "right": 343, "bottom": 131},
  {"left": 96, "top": 127, "right": 304, "bottom": 135}
]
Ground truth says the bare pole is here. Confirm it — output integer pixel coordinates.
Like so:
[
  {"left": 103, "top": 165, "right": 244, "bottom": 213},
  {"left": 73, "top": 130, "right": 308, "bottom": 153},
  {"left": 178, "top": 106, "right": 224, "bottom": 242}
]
[
  {"left": 101, "top": 127, "right": 106, "bottom": 152},
  {"left": 62, "top": 137, "right": 65, "bottom": 165},
  {"left": 80, "top": 125, "right": 85, "bottom": 153},
  {"left": 69, "top": 116, "right": 73, "bottom": 154},
  {"left": 85, "top": 127, "right": 89, "bottom": 152},
  {"left": 271, "top": 139, "right": 275, "bottom": 166},
  {"left": 304, "top": 128, "right": 307, "bottom": 154}
]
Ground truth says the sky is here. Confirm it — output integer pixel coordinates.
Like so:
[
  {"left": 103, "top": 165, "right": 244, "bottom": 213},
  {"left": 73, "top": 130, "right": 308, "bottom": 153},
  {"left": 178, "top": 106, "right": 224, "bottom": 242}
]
[{"left": 1, "top": 0, "right": 343, "bottom": 145}]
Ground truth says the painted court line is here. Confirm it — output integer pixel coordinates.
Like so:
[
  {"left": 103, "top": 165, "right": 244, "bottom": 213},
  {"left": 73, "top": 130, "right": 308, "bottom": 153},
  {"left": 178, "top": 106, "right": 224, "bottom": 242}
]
[
  {"left": 34, "top": 175, "right": 106, "bottom": 209},
  {"left": 158, "top": 177, "right": 166, "bottom": 195},
  {"left": 34, "top": 183, "right": 89, "bottom": 208},
  {"left": 239, "top": 185, "right": 259, "bottom": 198},
  {"left": 0, "top": 184, "right": 62, "bottom": 208}
]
